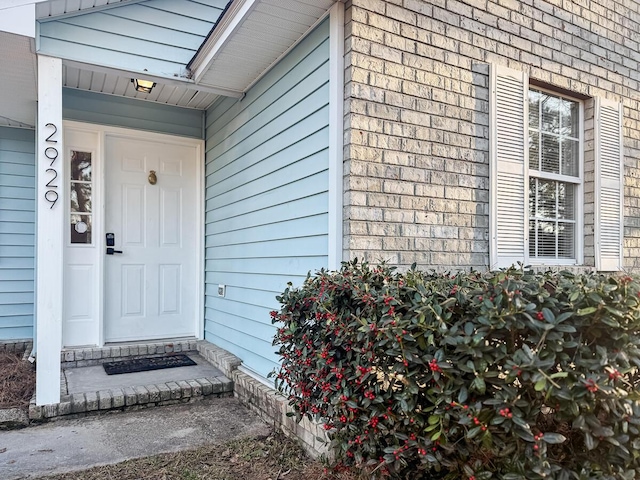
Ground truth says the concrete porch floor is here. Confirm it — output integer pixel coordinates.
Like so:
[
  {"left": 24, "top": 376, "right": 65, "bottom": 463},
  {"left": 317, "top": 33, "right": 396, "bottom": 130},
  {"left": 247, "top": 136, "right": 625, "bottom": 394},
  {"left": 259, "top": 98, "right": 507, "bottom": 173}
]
[
  {"left": 62, "top": 352, "right": 225, "bottom": 395},
  {"left": 29, "top": 340, "right": 236, "bottom": 421}
]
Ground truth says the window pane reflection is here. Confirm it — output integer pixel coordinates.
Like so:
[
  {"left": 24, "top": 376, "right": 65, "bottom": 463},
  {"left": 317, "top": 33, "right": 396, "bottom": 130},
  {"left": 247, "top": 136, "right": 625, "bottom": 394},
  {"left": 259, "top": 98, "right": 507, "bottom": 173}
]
[
  {"left": 70, "top": 214, "right": 92, "bottom": 244},
  {"left": 70, "top": 184, "right": 92, "bottom": 213},
  {"left": 70, "top": 150, "right": 92, "bottom": 245},
  {"left": 71, "top": 151, "right": 91, "bottom": 181}
]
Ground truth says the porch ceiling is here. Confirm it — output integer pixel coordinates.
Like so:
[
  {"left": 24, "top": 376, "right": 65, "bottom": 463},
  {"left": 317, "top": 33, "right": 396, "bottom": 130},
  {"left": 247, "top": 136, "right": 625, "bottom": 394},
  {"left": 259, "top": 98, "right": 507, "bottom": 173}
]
[
  {"left": 0, "top": 32, "right": 37, "bottom": 128},
  {"left": 62, "top": 63, "right": 220, "bottom": 110},
  {"left": 20, "top": 0, "right": 338, "bottom": 114},
  {"left": 190, "top": 0, "right": 338, "bottom": 95},
  {"left": 36, "top": 0, "right": 138, "bottom": 19}
]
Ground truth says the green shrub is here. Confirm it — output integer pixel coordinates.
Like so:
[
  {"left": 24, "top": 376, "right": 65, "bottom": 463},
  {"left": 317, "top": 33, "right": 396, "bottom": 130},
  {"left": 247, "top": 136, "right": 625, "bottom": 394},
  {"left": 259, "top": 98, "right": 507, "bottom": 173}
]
[{"left": 271, "top": 260, "right": 640, "bottom": 480}]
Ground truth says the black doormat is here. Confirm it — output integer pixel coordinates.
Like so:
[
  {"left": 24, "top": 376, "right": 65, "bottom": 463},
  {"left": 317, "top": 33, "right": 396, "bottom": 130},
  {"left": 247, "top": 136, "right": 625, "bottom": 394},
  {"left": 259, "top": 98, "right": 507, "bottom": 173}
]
[{"left": 103, "top": 354, "right": 197, "bottom": 375}]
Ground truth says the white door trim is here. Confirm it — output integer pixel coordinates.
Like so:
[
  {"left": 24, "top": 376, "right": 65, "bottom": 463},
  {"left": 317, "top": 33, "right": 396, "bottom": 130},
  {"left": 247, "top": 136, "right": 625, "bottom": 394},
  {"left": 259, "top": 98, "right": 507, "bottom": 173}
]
[{"left": 63, "top": 120, "right": 205, "bottom": 346}]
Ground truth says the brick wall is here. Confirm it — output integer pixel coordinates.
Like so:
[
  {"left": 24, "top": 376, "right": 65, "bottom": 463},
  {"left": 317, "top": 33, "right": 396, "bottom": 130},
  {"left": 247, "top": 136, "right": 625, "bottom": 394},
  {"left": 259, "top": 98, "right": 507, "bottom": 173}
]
[{"left": 342, "top": 0, "right": 640, "bottom": 271}]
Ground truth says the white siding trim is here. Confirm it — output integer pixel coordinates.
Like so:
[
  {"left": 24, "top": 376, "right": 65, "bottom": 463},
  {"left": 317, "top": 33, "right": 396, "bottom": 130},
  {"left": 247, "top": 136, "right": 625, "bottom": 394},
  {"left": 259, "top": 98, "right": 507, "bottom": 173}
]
[
  {"left": 35, "top": 54, "right": 64, "bottom": 406},
  {"left": 328, "top": 2, "right": 344, "bottom": 270},
  {"left": 594, "top": 97, "right": 624, "bottom": 271}
]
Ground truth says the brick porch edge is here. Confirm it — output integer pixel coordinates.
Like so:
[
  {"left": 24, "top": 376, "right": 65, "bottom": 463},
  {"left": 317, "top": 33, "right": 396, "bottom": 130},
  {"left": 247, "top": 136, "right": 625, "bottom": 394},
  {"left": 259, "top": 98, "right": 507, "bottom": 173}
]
[{"left": 196, "top": 340, "right": 330, "bottom": 458}]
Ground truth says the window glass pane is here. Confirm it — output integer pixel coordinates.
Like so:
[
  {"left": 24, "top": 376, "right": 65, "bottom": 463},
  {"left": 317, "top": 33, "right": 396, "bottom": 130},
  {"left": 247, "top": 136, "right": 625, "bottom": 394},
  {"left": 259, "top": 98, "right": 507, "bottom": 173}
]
[
  {"left": 561, "top": 139, "right": 579, "bottom": 177},
  {"left": 70, "top": 214, "right": 92, "bottom": 244},
  {"left": 70, "top": 184, "right": 92, "bottom": 213},
  {"left": 70, "top": 151, "right": 91, "bottom": 181},
  {"left": 560, "top": 99, "right": 579, "bottom": 138},
  {"left": 529, "top": 178, "right": 537, "bottom": 217},
  {"left": 527, "top": 90, "right": 579, "bottom": 261},
  {"left": 529, "top": 220, "right": 537, "bottom": 257},
  {"left": 529, "top": 90, "right": 541, "bottom": 130},
  {"left": 540, "top": 94, "right": 561, "bottom": 133},
  {"left": 529, "top": 180, "right": 575, "bottom": 259},
  {"left": 558, "top": 222, "right": 574, "bottom": 258},
  {"left": 541, "top": 134, "right": 560, "bottom": 174},
  {"left": 528, "top": 131, "right": 539, "bottom": 170},
  {"left": 536, "top": 221, "right": 557, "bottom": 257},
  {"left": 558, "top": 183, "right": 574, "bottom": 220},
  {"left": 535, "top": 179, "right": 556, "bottom": 219}
]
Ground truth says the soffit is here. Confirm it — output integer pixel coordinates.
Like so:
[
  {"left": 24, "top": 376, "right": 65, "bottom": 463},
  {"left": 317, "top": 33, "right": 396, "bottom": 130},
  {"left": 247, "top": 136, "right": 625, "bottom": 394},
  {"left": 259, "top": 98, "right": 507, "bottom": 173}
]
[
  {"left": 62, "top": 63, "right": 219, "bottom": 109},
  {"left": 35, "top": 0, "right": 140, "bottom": 19},
  {"left": 192, "top": 0, "right": 337, "bottom": 94},
  {"left": 0, "top": 32, "right": 37, "bottom": 128}
]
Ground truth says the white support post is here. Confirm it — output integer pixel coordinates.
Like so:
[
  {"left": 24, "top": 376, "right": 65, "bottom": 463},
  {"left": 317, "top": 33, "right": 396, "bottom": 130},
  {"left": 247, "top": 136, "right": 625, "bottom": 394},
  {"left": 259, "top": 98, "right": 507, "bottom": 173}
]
[
  {"left": 36, "top": 55, "right": 64, "bottom": 406},
  {"left": 328, "top": 1, "right": 345, "bottom": 271}
]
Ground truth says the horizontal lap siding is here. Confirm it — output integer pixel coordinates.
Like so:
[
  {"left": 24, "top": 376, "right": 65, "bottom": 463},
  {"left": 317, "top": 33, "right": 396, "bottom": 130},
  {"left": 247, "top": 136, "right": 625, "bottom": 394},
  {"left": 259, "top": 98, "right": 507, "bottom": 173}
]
[
  {"left": 0, "top": 127, "right": 35, "bottom": 340},
  {"left": 204, "top": 20, "right": 330, "bottom": 379},
  {"left": 63, "top": 88, "right": 204, "bottom": 139},
  {"left": 38, "top": 0, "right": 227, "bottom": 78}
]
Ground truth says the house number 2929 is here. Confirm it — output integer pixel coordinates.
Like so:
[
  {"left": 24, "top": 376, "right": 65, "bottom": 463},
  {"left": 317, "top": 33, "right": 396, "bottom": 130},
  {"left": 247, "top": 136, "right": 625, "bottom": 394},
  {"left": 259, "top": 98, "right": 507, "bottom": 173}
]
[{"left": 43, "top": 123, "right": 59, "bottom": 209}]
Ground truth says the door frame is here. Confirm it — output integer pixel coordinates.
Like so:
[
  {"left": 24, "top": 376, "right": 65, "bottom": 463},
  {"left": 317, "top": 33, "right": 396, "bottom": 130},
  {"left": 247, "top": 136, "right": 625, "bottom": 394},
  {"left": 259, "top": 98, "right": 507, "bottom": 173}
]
[{"left": 63, "top": 120, "right": 205, "bottom": 346}]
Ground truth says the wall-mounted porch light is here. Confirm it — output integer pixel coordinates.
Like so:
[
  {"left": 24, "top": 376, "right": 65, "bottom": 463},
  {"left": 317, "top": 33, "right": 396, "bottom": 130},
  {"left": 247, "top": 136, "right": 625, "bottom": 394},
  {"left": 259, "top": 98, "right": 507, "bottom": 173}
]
[{"left": 131, "top": 78, "right": 156, "bottom": 94}]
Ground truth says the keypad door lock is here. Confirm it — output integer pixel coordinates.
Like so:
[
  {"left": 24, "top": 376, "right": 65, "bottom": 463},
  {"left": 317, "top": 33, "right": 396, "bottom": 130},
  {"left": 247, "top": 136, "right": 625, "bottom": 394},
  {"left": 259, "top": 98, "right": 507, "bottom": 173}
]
[{"left": 105, "top": 233, "right": 122, "bottom": 255}]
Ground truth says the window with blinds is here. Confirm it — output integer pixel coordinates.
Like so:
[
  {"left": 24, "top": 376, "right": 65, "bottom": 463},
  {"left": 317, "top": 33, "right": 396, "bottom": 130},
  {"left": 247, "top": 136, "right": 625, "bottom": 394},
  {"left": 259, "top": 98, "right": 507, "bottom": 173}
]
[
  {"left": 490, "top": 64, "right": 623, "bottom": 271},
  {"left": 527, "top": 90, "right": 582, "bottom": 261}
]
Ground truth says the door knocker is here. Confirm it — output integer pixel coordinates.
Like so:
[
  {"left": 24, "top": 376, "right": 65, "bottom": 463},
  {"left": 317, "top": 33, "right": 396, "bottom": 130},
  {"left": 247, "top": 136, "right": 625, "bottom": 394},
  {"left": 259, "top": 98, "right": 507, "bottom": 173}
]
[{"left": 148, "top": 170, "right": 157, "bottom": 185}]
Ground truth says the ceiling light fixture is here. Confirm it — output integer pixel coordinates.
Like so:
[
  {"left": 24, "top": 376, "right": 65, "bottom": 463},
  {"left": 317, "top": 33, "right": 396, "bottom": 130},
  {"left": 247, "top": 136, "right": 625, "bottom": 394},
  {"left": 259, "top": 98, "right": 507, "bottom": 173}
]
[{"left": 131, "top": 78, "right": 156, "bottom": 94}]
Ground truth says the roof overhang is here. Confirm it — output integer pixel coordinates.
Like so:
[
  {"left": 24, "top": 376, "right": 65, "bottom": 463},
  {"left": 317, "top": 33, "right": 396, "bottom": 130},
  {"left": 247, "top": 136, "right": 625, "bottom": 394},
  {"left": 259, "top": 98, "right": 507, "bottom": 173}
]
[
  {"left": 189, "top": 0, "right": 339, "bottom": 95},
  {"left": 0, "top": 31, "right": 37, "bottom": 128}
]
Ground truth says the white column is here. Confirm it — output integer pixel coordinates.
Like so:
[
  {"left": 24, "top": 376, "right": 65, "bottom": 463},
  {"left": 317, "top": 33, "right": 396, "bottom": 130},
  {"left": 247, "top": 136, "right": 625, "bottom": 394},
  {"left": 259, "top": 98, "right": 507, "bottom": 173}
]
[
  {"left": 328, "top": 1, "right": 345, "bottom": 270},
  {"left": 35, "top": 55, "right": 64, "bottom": 406}
]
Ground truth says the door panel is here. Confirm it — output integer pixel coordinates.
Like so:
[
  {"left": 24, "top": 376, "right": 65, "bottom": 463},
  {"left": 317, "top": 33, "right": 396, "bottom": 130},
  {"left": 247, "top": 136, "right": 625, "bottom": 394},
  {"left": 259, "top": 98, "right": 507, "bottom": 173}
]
[{"left": 105, "top": 136, "right": 197, "bottom": 342}]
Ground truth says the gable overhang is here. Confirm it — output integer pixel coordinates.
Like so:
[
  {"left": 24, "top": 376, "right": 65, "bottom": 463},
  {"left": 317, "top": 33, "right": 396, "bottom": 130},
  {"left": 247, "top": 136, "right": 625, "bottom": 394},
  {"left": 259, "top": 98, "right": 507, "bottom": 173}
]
[
  {"left": 0, "top": 31, "right": 37, "bottom": 128},
  {"left": 188, "top": 0, "right": 339, "bottom": 96}
]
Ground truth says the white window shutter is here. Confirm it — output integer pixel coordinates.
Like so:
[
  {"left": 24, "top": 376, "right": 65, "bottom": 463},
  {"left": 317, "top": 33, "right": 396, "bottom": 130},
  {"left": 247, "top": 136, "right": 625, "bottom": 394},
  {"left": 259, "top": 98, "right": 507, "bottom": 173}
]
[
  {"left": 595, "top": 98, "right": 624, "bottom": 271},
  {"left": 489, "top": 65, "right": 528, "bottom": 269}
]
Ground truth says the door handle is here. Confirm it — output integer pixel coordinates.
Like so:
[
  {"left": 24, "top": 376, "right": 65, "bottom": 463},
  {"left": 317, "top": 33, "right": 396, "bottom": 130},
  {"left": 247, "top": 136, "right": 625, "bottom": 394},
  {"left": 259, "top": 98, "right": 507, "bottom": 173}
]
[{"left": 106, "top": 248, "right": 123, "bottom": 255}]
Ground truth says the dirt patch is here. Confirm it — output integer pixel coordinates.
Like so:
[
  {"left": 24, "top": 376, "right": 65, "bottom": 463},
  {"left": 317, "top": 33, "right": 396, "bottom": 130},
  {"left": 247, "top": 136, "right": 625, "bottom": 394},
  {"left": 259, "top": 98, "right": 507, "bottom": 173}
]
[
  {"left": 37, "top": 431, "right": 358, "bottom": 480},
  {"left": 0, "top": 352, "right": 35, "bottom": 409}
]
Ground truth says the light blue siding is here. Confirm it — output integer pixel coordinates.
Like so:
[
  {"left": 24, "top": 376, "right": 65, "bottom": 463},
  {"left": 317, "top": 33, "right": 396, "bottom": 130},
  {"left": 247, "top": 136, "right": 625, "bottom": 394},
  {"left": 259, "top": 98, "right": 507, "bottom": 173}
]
[
  {"left": 0, "top": 127, "right": 35, "bottom": 340},
  {"left": 63, "top": 88, "right": 204, "bottom": 139},
  {"left": 204, "top": 20, "right": 330, "bottom": 379},
  {"left": 38, "top": 0, "right": 227, "bottom": 79}
]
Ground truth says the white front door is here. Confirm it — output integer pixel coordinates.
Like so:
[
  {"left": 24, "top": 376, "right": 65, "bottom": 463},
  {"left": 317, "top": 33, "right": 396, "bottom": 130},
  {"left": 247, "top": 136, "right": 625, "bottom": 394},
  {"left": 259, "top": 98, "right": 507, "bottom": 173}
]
[{"left": 104, "top": 135, "right": 198, "bottom": 342}]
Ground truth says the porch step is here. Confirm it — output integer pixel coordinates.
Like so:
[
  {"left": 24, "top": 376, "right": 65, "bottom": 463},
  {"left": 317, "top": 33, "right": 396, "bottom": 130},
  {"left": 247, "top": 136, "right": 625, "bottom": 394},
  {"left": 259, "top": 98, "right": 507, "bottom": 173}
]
[
  {"left": 29, "top": 350, "right": 233, "bottom": 422},
  {"left": 29, "top": 375, "right": 233, "bottom": 421}
]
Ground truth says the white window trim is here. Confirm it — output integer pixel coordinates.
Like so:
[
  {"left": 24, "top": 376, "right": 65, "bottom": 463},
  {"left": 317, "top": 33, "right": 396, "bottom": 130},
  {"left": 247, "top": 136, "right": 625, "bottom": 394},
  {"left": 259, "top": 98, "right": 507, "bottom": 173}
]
[{"left": 526, "top": 86, "right": 584, "bottom": 266}]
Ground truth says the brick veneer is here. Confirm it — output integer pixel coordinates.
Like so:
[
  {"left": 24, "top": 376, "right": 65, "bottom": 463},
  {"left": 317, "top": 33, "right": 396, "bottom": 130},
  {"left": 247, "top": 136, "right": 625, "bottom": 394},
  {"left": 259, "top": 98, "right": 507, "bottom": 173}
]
[{"left": 342, "top": 0, "right": 640, "bottom": 271}]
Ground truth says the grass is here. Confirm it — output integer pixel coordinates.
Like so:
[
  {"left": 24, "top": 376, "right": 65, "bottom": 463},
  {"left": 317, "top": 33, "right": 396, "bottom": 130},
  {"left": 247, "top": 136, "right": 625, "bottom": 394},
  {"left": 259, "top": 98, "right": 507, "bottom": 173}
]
[
  {"left": 36, "top": 431, "right": 357, "bottom": 480},
  {"left": 0, "top": 351, "right": 35, "bottom": 409}
]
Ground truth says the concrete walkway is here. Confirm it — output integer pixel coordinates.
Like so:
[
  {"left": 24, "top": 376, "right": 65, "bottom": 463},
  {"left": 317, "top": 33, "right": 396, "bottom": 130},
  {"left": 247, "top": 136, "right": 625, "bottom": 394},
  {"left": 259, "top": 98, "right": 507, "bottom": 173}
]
[{"left": 1, "top": 397, "right": 271, "bottom": 479}]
